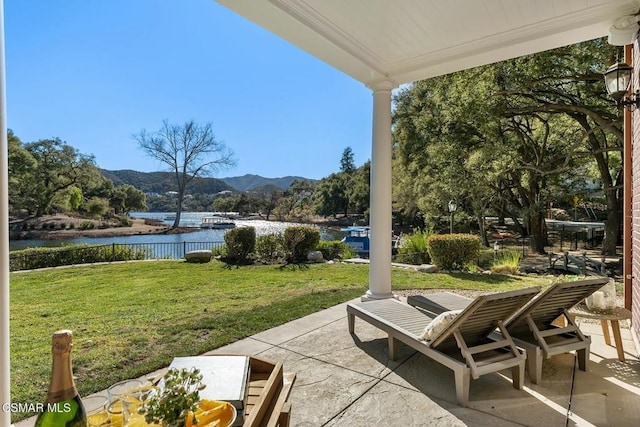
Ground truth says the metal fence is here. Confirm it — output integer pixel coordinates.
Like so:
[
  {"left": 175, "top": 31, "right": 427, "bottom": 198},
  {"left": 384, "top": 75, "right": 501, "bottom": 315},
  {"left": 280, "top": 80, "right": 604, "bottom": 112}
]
[
  {"left": 546, "top": 223, "right": 605, "bottom": 251},
  {"left": 118, "top": 241, "right": 225, "bottom": 259},
  {"left": 9, "top": 241, "right": 226, "bottom": 271}
]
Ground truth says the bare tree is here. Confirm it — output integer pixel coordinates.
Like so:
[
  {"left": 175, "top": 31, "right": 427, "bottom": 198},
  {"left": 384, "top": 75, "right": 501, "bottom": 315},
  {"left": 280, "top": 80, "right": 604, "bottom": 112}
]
[{"left": 133, "top": 120, "right": 236, "bottom": 228}]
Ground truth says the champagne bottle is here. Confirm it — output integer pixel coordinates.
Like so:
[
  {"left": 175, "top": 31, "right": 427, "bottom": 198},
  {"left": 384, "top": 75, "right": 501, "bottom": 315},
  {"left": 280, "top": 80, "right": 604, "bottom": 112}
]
[{"left": 34, "top": 330, "right": 86, "bottom": 427}]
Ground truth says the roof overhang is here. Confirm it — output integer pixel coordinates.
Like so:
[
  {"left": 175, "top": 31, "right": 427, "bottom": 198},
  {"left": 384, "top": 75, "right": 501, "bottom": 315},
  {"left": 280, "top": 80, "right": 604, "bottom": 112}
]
[{"left": 216, "top": 0, "right": 640, "bottom": 87}]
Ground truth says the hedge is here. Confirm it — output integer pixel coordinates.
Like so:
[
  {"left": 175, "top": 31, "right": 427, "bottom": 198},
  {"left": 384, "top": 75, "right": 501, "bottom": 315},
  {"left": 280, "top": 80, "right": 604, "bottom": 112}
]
[
  {"left": 426, "top": 234, "right": 482, "bottom": 270},
  {"left": 9, "top": 244, "right": 149, "bottom": 271}
]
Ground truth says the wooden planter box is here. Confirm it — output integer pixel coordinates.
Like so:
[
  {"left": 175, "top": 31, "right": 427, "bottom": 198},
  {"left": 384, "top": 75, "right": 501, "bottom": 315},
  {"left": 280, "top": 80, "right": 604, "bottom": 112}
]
[
  {"left": 244, "top": 355, "right": 295, "bottom": 427},
  {"left": 153, "top": 354, "right": 295, "bottom": 427}
]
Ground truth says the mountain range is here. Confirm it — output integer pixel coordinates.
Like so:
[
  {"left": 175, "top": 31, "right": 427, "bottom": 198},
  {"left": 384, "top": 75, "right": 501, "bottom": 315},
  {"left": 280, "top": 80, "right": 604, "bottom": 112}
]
[{"left": 100, "top": 170, "right": 314, "bottom": 193}]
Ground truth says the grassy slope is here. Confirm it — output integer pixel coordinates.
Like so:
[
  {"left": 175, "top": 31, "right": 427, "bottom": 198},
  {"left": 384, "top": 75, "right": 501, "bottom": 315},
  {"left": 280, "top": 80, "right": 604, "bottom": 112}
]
[{"left": 10, "top": 261, "right": 550, "bottom": 420}]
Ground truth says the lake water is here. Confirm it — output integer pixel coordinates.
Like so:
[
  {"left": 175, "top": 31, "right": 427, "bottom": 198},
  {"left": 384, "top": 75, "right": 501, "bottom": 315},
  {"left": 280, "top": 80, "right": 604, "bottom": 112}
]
[{"left": 9, "top": 212, "right": 345, "bottom": 251}]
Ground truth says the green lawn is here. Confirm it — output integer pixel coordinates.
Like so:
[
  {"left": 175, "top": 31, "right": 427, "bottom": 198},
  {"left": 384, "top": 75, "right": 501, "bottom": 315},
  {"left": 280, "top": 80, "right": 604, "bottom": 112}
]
[{"left": 10, "top": 260, "right": 551, "bottom": 421}]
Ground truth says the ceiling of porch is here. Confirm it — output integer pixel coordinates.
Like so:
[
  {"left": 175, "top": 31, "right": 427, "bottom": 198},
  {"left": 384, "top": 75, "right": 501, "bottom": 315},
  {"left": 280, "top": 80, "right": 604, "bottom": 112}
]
[{"left": 215, "top": 0, "right": 640, "bottom": 87}]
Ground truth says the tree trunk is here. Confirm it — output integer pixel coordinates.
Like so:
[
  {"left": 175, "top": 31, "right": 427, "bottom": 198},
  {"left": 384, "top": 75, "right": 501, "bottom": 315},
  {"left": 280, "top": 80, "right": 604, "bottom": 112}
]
[
  {"left": 602, "top": 188, "right": 621, "bottom": 255},
  {"left": 173, "top": 210, "right": 181, "bottom": 229},
  {"left": 575, "top": 115, "right": 622, "bottom": 256},
  {"left": 173, "top": 191, "right": 184, "bottom": 229},
  {"left": 477, "top": 215, "right": 490, "bottom": 247},
  {"left": 528, "top": 208, "right": 547, "bottom": 254}
]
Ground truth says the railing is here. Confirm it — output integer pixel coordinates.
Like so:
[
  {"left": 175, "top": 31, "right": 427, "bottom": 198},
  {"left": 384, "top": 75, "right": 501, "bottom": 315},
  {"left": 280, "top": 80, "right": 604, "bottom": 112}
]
[
  {"left": 548, "top": 251, "right": 607, "bottom": 276},
  {"left": 9, "top": 241, "right": 226, "bottom": 271},
  {"left": 119, "top": 241, "right": 225, "bottom": 259},
  {"left": 546, "top": 221, "right": 605, "bottom": 251}
]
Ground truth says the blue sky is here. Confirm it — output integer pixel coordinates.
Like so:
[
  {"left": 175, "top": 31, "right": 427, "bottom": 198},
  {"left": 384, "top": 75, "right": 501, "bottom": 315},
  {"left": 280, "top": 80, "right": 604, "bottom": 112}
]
[{"left": 4, "top": 0, "right": 375, "bottom": 180}]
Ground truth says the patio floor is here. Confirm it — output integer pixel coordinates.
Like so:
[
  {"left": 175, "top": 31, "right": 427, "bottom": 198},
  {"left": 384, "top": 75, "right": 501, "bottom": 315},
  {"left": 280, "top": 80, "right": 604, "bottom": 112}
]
[
  {"left": 208, "top": 297, "right": 640, "bottom": 427},
  {"left": 15, "top": 296, "right": 640, "bottom": 427}
]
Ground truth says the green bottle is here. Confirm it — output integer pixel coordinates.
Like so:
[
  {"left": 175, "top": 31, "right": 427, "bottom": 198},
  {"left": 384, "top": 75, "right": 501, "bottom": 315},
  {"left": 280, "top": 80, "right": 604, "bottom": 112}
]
[{"left": 34, "top": 330, "right": 86, "bottom": 427}]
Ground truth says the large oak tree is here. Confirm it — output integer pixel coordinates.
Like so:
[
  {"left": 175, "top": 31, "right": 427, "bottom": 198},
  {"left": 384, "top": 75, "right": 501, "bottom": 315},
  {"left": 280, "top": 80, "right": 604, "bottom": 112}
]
[{"left": 393, "top": 38, "right": 619, "bottom": 254}]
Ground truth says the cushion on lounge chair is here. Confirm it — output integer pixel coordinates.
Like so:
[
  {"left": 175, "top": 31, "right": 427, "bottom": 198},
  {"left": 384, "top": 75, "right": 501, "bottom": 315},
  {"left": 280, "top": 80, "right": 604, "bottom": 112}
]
[{"left": 419, "top": 309, "right": 462, "bottom": 342}]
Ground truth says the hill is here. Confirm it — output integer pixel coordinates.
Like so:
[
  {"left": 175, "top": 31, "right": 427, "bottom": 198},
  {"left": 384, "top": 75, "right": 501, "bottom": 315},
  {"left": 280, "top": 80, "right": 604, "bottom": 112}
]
[
  {"left": 100, "top": 169, "right": 235, "bottom": 194},
  {"left": 221, "top": 174, "right": 315, "bottom": 191},
  {"left": 101, "top": 170, "right": 316, "bottom": 194}
]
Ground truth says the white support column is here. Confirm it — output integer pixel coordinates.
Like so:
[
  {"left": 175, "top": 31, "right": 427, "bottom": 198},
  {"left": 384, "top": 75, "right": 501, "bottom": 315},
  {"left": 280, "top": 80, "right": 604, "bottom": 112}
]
[
  {"left": 364, "top": 79, "right": 396, "bottom": 300},
  {"left": 0, "top": 2, "right": 10, "bottom": 425}
]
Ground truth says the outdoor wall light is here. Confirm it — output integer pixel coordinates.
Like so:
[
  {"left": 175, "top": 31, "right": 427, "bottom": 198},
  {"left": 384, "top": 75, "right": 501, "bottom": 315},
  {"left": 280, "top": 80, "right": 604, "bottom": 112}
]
[{"left": 604, "top": 62, "right": 640, "bottom": 110}]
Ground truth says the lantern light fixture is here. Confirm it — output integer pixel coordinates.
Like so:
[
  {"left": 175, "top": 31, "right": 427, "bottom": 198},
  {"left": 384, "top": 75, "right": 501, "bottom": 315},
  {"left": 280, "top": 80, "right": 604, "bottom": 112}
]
[
  {"left": 448, "top": 199, "right": 457, "bottom": 234},
  {"left": 604, "top": 62, "right": 640, "bottom": 110}
]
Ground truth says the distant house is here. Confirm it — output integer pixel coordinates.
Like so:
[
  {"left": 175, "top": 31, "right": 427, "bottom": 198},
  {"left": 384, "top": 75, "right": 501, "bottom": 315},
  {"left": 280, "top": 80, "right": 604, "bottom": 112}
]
[{"left": 166, "top": 191, "right": 178, "bottom": 197}]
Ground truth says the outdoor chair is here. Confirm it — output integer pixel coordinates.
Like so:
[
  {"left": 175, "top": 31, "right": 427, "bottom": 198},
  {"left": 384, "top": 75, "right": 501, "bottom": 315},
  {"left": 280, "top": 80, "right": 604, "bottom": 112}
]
[
  {"left": 407, "top": 277, "right": 610, "bottom": 384},
  {"left": 346, "top": 287, "right": 540, "bottom": 406}
]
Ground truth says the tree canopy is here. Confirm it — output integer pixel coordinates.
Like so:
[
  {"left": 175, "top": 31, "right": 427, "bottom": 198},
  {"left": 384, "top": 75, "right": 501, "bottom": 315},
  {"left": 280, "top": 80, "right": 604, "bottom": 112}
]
[{"left": 392, "top": 38, "right": 622, "bottom": 254}]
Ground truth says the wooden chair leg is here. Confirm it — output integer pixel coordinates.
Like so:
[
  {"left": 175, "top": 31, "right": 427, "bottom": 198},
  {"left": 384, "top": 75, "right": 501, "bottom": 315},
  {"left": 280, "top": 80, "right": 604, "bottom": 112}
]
[
  {"left": 511, "top": 363, "right": 525, "bottom": 390},
  {"left": 577, "top": 344, "right": 589, "bottom": 371},
  {"left": 600, "top": 320, "right": 611, "bottom": 346},
  {"left": 348, "top": 313, "right": 355, "bottom": 334},
  {"left": 610, "top": 320, "right": 625, "bottom": 362},
  {"left": 527, "top": 348, "right": 543, "bottom": 385},
  {"left": 454, "top": 368, "right": 470, "bottom": 407},
  {"left": 388, "top": 335, "right": 399, "bottom": 360}
]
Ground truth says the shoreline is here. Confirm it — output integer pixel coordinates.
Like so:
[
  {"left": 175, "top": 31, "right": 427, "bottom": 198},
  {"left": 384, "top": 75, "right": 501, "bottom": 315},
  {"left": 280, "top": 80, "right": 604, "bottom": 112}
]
[
  {"left": 9, "top": 215, "right": 197, "bottom": 241},
  {"left": 8, "top": 213, "right": 356, "bottom": 241}
]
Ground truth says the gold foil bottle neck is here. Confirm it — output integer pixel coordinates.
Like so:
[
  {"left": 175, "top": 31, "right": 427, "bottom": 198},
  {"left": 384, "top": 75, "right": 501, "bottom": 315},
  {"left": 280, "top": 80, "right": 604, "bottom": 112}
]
[{"left": 51, "top": 329, "right": 73, "bottom": 355}]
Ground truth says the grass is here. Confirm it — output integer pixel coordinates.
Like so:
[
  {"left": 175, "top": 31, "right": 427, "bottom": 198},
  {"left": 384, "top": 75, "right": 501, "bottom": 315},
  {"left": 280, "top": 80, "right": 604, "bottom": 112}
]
[
  {"left": 9, "top": 260, "right": 551, "bottom": 421},
  {"left": 491, "top": 250, "right": 523, "bottom": 275}
]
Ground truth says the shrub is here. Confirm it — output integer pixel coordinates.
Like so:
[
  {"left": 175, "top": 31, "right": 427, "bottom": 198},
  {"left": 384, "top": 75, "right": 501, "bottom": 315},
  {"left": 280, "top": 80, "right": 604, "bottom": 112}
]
[
  {"left": 342, "top": 245, "right": 358, "bottom": 260},
  {"left": 491, "top": 250, "right": 522, "bottom": 275},
  {"left": 426, "top": 233, "right": 482, "bottom": 270},
  {"left": 85, "top": 197, "right": 110, "bottom": 218},
  {"left": 255, "top": 234, "right": 285, "bottom": 260},
  {"left": 395, "top": 228, "right": 433, "bottom": 265},
  {"left": 118, "top": 215, "right": 133, "bottom": 227},
  {"left": 316, "top": 240, "right": 351, "bottom": 260},
  {"left": 8, "top": 244, "right": 149, "bottom": 271},
  {"left": 211, "top": 244, "right": 227, "bottom": 258},
  {"left": 80, "top": 221, "right": 95, "bottom": 230},
  {"left": 283, "top": 226, "right": 321, "bottom": 262},
  {"left": 223, "top": 227, "right": 256, "bottom": 264},
  {"left": 69, "top": 223, "right": 75, "bottom": 229}
]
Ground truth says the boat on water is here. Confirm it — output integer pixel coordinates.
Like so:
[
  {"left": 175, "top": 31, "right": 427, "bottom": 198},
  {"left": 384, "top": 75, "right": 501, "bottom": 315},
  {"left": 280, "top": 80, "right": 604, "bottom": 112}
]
[
  {"left": 340, "top": 225, "right": 403, "bottom": 257},
  {"left": 200, "top": 216, "right": 236, "bottom": 229},
  {"left": 340, "top": 226, "right": 370, "bottom": 254}
]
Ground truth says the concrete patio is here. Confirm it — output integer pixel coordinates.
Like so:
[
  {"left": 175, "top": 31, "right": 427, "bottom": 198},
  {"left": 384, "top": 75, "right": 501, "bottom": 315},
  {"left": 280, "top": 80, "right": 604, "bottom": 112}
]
[
  {"left": 206, "top": 297, "right": 639, "bottom": 427},
  {"left": 15, "top": 296, "right": 640, "bottom": 427}
]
